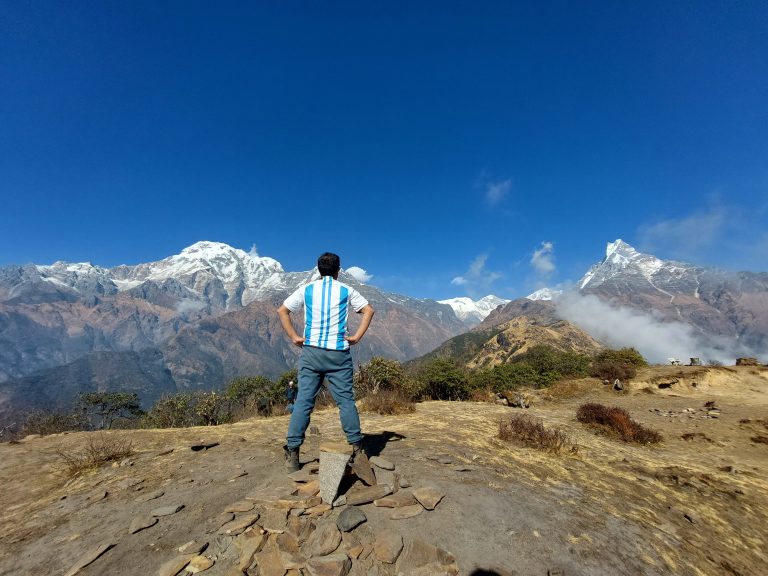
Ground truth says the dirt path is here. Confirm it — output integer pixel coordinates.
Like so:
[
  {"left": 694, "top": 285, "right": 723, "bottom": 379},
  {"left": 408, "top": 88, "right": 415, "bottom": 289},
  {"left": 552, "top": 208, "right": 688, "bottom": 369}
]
[{"left": 0, "top": 366, "right": 766, "bottom": 575}]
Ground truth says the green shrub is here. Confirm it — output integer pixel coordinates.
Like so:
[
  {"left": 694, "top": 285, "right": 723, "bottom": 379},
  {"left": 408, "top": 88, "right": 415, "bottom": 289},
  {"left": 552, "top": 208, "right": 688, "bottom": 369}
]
[
  {"left": 145, "top": 393, "right": 197, "bottom": 428},
  {"left": 590, "top": 347, "right": 647, "bottom": 381},
  {"left": 415, "top": 357, "right": 472, "bottom": 400}
]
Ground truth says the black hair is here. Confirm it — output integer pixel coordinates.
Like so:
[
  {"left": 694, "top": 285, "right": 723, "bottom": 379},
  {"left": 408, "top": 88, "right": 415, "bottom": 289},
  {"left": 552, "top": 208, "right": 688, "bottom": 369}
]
[{"left": 317, "top": 252, "right": 341, "bottom": 277}]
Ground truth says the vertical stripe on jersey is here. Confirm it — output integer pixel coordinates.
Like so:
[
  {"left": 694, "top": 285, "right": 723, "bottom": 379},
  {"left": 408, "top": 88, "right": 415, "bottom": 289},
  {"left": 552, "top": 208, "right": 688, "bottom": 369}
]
[
  {"left": 322, "top": 277, "right": 334, "bottom": 348},
  {"left": 318, "top": 276, "right": 328, "bottom": 347},
  {"left": 336, "top": 285, "right": 349, "bottom": 349},
  {"left": 303, "top": 284, "right": 313, "bottom": 343}
]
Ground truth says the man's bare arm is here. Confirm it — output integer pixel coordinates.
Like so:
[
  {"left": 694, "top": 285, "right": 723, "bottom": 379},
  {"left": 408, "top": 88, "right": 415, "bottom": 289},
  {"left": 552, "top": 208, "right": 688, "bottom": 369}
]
[
  {"left": 345, "top": 304, "right": 375, "bottom": 345},
  {"left": 277, "top": 305, "right": 304, "bottom": 346}
]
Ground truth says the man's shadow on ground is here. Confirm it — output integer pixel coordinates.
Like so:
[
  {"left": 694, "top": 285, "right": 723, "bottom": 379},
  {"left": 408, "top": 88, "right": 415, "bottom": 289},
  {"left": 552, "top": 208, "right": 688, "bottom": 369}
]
[{"left": 362, "top": 430, "right": 407, "bottom": 458}]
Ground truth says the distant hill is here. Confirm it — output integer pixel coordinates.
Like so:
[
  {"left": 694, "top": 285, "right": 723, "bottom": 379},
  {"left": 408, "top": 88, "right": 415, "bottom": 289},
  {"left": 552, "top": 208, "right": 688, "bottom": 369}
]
[{"left": 409, "top": 298, "right": 603, "bottom": 370}]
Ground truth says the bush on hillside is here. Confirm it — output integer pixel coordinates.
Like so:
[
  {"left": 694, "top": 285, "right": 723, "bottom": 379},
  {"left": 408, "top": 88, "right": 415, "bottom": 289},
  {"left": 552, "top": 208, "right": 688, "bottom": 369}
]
[
  {"left": 469, "top": 346, "right": 592, "bottom": 391},
  {"left": 498, "top": 413, "right": 578, "bottom": 454},
  {"left": 21, "top": 410, "right": 88, "bottom": 436},
  {"left": 77, "top": 391, "right": 144, "bottom": 430},
  {"left": 576, "top": 402, "right": 661, "bottom": 444},
  {"left": 590, "top": 348, "right": 647, "bottom": 382},
  {"left": 57, "top": 433, "right": 134, "bottom": 476},
  {"left": 415, "top": 357, "right": 472, "bottom": 400}
]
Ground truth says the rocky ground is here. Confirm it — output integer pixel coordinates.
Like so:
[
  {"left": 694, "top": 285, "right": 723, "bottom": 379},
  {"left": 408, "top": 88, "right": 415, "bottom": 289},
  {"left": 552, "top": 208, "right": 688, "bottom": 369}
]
[{"left": 0, "top": 366, "right": 766, "bottom": 576}]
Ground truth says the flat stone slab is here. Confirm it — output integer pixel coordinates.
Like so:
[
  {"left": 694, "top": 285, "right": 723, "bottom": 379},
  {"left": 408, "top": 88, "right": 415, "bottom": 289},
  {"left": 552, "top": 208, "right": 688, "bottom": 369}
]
[
  {"left": 297, "top": 479, "right": 320, "bottom": 497},
  {"left": 412, "top": 486, "right": 445, "bottom": 510},
  {"left": 247, "top": 485, "right": 294, "bottom": 504},
  {"left": 307, "top": 553, "right": 352, "bottom": 576},
  {"left": 254, "top": 537, "right": 287, "bottom": 576},
  {"left": 336, "top": 506, "right": 367, "bottom": 532},
  {"left": 218, "top": 513, "right": 260, "bottom": 536},
  {"left": 395, "top": 539, "right": 459, "bottom": 575},
  {"left": 157, "top": 553, "right": 196, "bottom": 576},
  {"left": 135, "top": 490, "right": 165, "bottom": 503},
  {"left": 225, "top": 500, "right": 255, "bottom": 513},
  {"left": 260, "top": 506, "right": 289, "bottom": 533},
  {"left": 235, "top": 530, "right": 268, "bottom": 572},
  {"left": 389, "top": 504, "right": 424, "bottom": 520},
  {"left": 345, "top": 484, "right": 392, "bottom": 506},
  {"left": 64, "top": 542, "right": 115, "bottom": 576},
  {"left": 129, "top": 516, "right": 158, "bottom": 534},
  {"left": 319, "top": 450, "right": 351, "bottom": 505},
  {"left": 305, "top": 522, "right": 342, "bottom": 557},
  {"left": 374, "top": 530, "right": 403, "bottom": 564},
  {"left": 186, "top": 555, "right": 215, "bottom": 573},
  {"left": 374, "top": 491, "right": 416, "bottom": 508},
  {"left": 373, "top": 467, "right": 397, "bottom": 490},
  {"left": 277, "top": 494, "right": 322, "bottom": 510},
  {"left": 369, "top": 456, "right": 394, "bottom": 470},
  {"left": 152, "top": 504, "right": 185, "bottom": 517}
]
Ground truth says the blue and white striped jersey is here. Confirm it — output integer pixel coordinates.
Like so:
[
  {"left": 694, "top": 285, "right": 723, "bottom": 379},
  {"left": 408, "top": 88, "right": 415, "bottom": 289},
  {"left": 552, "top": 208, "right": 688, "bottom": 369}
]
[{"left": 283, "top": 276, "right": 369, "bottom": 350}]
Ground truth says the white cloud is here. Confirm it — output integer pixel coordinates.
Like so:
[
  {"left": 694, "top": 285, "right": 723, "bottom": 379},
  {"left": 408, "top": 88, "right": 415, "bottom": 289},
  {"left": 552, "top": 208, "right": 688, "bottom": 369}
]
[
  {"left": 248, "top": 244, "right": 260, "bottom": 258},
  {"left": 485, "top": 179, "right": 511, "bottom": 206},
  {"left": 530, "top": 241, "right": 556, "bottom": 279},
  {"left": 346, "top": 266, "right": 372, "bottom": 283},
  {"left": 555, "top": 291, "right": 756, "bottom": 364},
  {"left": 450, "top": 254, "right": 502, "bottom": 296}
]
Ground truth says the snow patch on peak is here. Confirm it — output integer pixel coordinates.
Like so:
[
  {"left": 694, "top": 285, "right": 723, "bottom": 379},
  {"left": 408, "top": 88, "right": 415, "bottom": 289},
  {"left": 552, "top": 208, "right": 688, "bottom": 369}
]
[
  {"left": 439, "top": 294, "right": 510, "bottom": 325},
  {"left": 526, "top": 288, "right": 563, "bottom": 301}
]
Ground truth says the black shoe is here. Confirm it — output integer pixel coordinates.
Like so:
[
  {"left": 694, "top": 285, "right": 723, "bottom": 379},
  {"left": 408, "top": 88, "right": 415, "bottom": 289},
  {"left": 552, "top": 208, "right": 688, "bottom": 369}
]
[{"left": 283, "top": 445, "right": 300, "bottom": 473}]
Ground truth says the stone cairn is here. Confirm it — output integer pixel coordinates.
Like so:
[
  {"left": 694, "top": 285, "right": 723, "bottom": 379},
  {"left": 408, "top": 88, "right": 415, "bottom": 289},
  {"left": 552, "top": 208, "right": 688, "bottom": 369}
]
[{"left": 92, "top": 440, "right": 459, "bottom": 576}]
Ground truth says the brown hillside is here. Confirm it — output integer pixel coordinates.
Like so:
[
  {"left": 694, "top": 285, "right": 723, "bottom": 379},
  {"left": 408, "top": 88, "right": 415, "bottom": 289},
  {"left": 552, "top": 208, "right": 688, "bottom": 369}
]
[{"left": 467, "top": 316, "right": 604, "bottom": 370}]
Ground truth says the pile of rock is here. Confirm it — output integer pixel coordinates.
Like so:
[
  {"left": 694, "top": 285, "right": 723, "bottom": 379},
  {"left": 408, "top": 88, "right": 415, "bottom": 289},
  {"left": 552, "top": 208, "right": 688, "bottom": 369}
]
[{"left": 148, "top": 445, "right": 457, "bottom": 575}]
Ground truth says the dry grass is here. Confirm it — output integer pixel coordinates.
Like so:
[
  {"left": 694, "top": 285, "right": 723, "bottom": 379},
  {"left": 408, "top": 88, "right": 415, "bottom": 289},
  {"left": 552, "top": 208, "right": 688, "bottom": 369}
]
[
  {"left": 359, "top": 390, "right": 416, "bottom": 415},
  {"left": 576, "top": 403, "right": 662, "bottom": 444},
  {"left": 498, "top": 413, "right": 578, "bottom": 454},
  {"left": 56, "top": 433, "right": 134, "bottom": 476},
  {"left": 541, "top": 378, "right": 600, "bottom": 400}
]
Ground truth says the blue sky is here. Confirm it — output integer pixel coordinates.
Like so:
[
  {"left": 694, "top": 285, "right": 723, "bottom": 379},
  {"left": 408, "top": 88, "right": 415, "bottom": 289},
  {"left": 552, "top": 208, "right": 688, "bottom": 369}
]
[{"left": 1, "top": 1, "right": 766, "bottom": 300}]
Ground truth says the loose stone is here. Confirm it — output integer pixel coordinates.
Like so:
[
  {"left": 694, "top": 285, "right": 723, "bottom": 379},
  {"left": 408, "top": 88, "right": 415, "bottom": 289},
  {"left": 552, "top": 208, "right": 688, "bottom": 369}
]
[
  {"left": 307, "top": 553, "right": 352, "bottom": 576},
  {"left": 345, "top": 484, "right": 392, "bottom": 506},
  {"left": 369, "top": 456, "right": 394, "bottom": 470},
  {"left": 413, "top": 486, "right": 445, "bottom": 510},
  {"left": 389, "top": 504, "right": 424, "bottom": 520},
  {"left": 305, "top": 522, "right": 342, "bottom": 557},
  {"left": 218, "top": 513, "right": 260, "bottom": 536},
  {"left": 63, "top": 542, "right": 116, "bottom": 576},
  {"left": 374, "top": 530, "right": 403, "bottom": 564},
  {"left": 225, "top": 500, "right": 255, "bottom": 513},
  {"left": 129, "top": 516, "right": 158, "bottom": 534},
  {"left": 151, "top": 504, "right": 185, "bottom": 517},
  {"left": 336, "top": 506, "right": 367, "bottom": 532},
  {"left": 186, "top": 555, "right": 215, "bottom": 573}
]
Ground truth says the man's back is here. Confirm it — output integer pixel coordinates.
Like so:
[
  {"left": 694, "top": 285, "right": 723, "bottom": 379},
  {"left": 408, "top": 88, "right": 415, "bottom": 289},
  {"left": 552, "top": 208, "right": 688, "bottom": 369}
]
[{"left": 283, "top": 276, "right": 368, "bottom": 351}]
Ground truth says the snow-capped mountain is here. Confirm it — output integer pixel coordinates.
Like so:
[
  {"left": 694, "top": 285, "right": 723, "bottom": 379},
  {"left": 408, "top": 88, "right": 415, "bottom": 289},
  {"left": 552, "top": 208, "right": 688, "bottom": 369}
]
[
  {"left": 525, "top": 288, "right": 563, "bottom": 301},
  {"left": 438, "top": 295, "right": 510, "bottom": 326},
  {"left": 0, "top": 242, "right": 468, "bottom": 414},
  {"left": 29, "top": 241, "right": 287, "bottom": 310}
]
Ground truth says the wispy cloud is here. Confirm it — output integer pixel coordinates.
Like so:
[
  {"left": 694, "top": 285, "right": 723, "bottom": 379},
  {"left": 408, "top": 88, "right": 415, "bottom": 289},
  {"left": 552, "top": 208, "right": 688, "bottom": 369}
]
[
  {"left": 530, "top": 241, "right": 556, "bottom": 280},
  {"left": 451, "top": 254, "right": 502, "bottom": 297},
  {"left": 346, "top": 266, "right": 372, "bottom": 283},
  {"left": 638, "top": 206, "right": 727, "bottom": 261},
  {"left": 484, "top": 179, "right": 511, "bottom": 206}
]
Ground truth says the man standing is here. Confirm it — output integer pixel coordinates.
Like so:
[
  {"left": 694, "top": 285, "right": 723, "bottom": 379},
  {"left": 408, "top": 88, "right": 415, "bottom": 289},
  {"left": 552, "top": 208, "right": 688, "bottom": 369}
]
[{"left": 277, "top": 252, "right": 375, "bottom": 473}]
